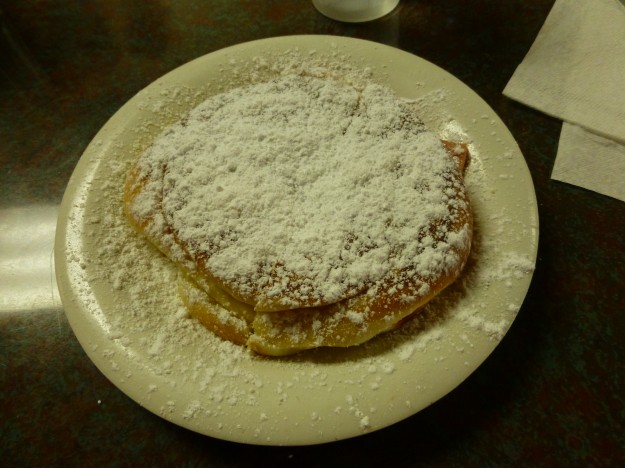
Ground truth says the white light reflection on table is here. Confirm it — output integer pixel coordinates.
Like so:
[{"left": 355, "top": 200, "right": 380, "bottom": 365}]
[{"left": 0, "top": 205, "right": 62, "bottom": 312}]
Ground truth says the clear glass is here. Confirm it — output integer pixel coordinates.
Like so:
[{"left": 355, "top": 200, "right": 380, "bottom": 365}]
[{"left": 312, "top": 0, "right": 400, "bottom": 22}]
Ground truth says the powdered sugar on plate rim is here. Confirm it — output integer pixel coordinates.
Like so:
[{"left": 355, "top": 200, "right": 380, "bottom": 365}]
[{"left": 55, "top": 36, "right": 538, "bottom": 446}]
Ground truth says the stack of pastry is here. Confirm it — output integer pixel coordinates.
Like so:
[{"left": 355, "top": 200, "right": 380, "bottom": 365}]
[{"left": 123, "top": 72, "right": 472, "bottom": 356}]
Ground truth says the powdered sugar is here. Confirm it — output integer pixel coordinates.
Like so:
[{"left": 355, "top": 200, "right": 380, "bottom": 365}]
[{"left": 129, "top": 72, "right": 467, "bottom": 309}]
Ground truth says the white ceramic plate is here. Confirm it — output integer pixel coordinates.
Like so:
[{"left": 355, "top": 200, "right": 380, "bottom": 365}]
[{"left": 55, "top": 36, "right": 538, "bottom": 446}]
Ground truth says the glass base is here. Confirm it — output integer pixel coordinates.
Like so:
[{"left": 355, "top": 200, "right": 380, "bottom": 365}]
[{"left": 312, "top": 0, "right": 400, "bottom": 23}]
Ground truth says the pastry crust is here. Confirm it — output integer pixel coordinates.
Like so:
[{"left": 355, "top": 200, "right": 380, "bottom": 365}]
[{"left": 123, "top": 74, "right": 472, "bottom": 356}]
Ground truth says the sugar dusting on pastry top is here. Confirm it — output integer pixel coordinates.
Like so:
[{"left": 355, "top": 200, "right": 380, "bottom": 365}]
[{"left": 127, "top": 73, "right": 471, "bottom": 313}]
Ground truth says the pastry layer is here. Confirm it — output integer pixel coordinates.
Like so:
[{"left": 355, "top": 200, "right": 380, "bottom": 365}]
[{"left": 123, "top": 73, "right": 472, "bottom": 355}]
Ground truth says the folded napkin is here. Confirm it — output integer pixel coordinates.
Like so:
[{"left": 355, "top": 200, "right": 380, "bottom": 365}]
[{"left": 503, "top": 0, "right": 625, "bottom": 201}]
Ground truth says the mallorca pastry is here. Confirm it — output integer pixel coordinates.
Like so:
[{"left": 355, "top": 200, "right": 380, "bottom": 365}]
[{"left": 123, "top": 71, "right": 472, "bottom": 356}]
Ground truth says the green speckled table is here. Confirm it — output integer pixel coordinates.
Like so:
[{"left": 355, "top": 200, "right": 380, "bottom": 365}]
[{"left": 1, "top": 1, "right": 624, "bottom": 465}]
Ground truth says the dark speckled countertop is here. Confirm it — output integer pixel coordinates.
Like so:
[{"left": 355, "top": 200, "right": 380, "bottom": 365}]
[{"left": 1, "top": 1, "right": 624, "bottom": 466}]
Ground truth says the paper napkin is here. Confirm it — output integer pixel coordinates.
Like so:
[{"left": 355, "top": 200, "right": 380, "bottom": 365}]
[{"left": 503, "top": 0, "right": 625, "bottom": 201}]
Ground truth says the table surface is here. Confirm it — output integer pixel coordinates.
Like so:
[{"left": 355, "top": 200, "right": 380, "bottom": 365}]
[{"left": 1, "top": 1, "right": 624, "bottom": 466}]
